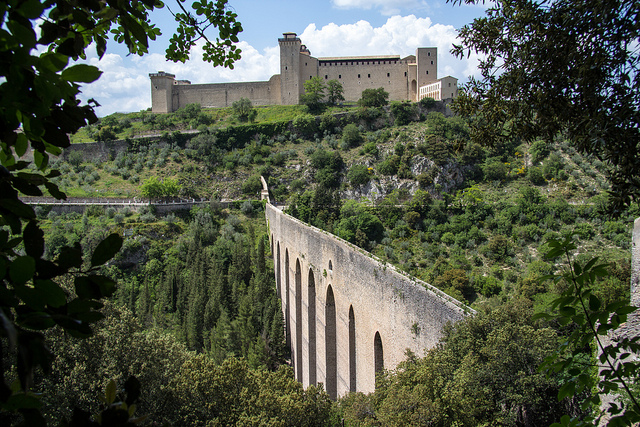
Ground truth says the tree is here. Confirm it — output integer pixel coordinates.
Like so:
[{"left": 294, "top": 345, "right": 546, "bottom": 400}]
[
  {"left": 390, "top": 101, "right": 414, "bottom": 126},
  {"left": 0, "top": 0, "right": 242, "bottom": 420},
  {"left": 451, "top": 0, "right": 639, "bottom": 212},
  {"left": 326, "top": 79, "right": 345, "bottom": 105},
  {"left": 359, "top": 87, "right": 389, "bottom": 107},
  {"left": 300, "top": 76, "right": 326, "bottom": 113},
  {"left": 535, "top": 238, "right": 640, "bottom": 425},
  {"left": 339, "top": 299, "right": 569, "bottom": 426},
  {"left": 232, "top": 98, "right": 257, "bottom": 123},
  {"left": 347, "top": 164, "right": 371, "bottom": 187},
  {"left": 140, "top": 176, "right": 181, "bottom": 199},
  {"left": 341, "top": 123, "right": 363, "bottom": 148}
]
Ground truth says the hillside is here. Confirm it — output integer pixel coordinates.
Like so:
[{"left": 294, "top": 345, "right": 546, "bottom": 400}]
[
  {"left": 25, "top": 100, "right": 638, "bottom": 425},
  {"left": 45, "top": 101, "right": 637, "bottom": 309}
]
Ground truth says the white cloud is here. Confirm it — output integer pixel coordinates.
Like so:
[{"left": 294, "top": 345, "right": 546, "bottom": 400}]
[
  {"left": 332, "top": 0, "right": 427, "bottom": 16},
  {"left": 78, "top": 41, "right": 280, "bottom": 116},
  {"left": 300, "top": 15, "right": 480, "bottom": 80},
  {"left": 78, "top": 15, "right": 480, "bottom": 116}
]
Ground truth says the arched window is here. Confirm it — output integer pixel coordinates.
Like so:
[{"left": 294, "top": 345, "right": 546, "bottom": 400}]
[
  {"left": 308, "top": 269, "right": 316, "bottom": 385},
  {"left": 349, "top": 306, "right": 356, "bottom": 392},
  {"left": 326, "top": 286, "right": 337, "bottom": 399},
  {"left": 276, "top": 242, "right": 281, "bottom": 300},
  {"left": 295, "top": 259, "right": 302, "bottom": 381},
  {"left": 374, "top": 331, "right": 383, "bottom": 387},
  {"left": 285, "top": 250, "right": 290, "bottom": 348}
]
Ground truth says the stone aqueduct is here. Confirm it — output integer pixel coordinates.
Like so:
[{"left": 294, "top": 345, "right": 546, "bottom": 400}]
[{"left": 264, "top": 182, "right": 472, "bottom": 398}]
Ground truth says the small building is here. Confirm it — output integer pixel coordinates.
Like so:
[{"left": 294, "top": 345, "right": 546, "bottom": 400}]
[{"left": 150, "top": 32, "right": 458, "bottom": 113}]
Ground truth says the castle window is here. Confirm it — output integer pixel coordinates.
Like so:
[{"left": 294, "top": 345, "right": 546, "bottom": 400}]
[
  {"left": 404, "top": 72, "right": 407, "bottom": 76},
  {"left": 358, "top": 74, "right": 361, "bottom": 78},
  {"left": 310, "top": 76, "right": 312, "bottom": 79},
  {"left": 431, "top": 60, "right": 434, "bottom": 65},
  {"left": 426, "top": 71, "right": 429, "bottom": 74},
  {"left": 325, "top": 75, "right": 328, "bottom": 79},
  {"left": 368, "top": 74, "right": 371, "bottom": 78},
  {"left": 305, "top": 62, "right": 307, "bottom": 66},
  {"left": 387, "top": 73, "right": 390, "bottom": 77},
  {"left": 339, "top": 74, "right": 341, "bottom": 79},
  {"left": 449, "top": 83, "right": 451, "bottom": 87},
  {"left": 428, "top": 52, "right": 431, "bottom": 56},
  {"left": 285, "top": 66, "right": 288, "bottom": 70}
]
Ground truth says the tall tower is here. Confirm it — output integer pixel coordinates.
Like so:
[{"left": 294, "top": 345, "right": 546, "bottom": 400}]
[
  {"left": 149, "top": 72, "right": 175, "bottom": 113},
  {"left": 279, "top": 32, "right": 302, "bottom": 105},
  {"left": 416, "top": 48, "right": 438, "bottom": 97}
]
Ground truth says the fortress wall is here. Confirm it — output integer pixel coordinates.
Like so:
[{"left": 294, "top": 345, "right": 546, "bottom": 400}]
[
  {"left": 172, "top": 79, "right": 281, "bottom": 110},
  {"left": 266, "top": 203, "right": 470, "bottom": 397},
  {"left": 317, "top": 61, "right": 414, "bottom": 102}
]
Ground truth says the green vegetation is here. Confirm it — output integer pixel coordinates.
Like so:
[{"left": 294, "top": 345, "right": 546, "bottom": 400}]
[
  {"left": 15, "top": 95, "right": 639, "bottom": 425},
  {"left": 232, "top": 97, "right": 258, "bottom": 123},
  {"left": 2, "top": 0, "right": 637, "bottom": 422},
  {"left": 358, "top": 87, "right": 389, "bottom": 108}
]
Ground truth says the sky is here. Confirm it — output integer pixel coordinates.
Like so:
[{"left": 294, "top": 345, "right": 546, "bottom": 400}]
[{"left": 78, "top": 0, "right": 490, "bottom": 116}]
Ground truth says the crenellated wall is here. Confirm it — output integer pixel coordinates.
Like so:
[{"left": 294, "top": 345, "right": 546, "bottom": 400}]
[{"left": 265, "top": 202, "right": 471, "bottom": 399}]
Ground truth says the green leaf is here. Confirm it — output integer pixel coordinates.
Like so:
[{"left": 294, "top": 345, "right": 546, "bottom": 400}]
[
  {"left": 74, "top": 275, "right": 117, "bottom": 299},
  {"left": 0, "top": 198, "right": 35, "bottom": 219},
  {"left": 1, "top": 392, "right": 42, "bottom": 411},
  {"left": 61, "top": 64, "right": 103, "bottom": 83},
  {"left": 18, "top": 312, "right": 55, "bottom": 330},
  {"left": 15, "top": 134, "right": 28, "bottom": 157},
  {"left": 44, "top": 181, "right": 66, "bottom": 200},
  {"left": 10, "top": 256, "right": 35, "bottom": 285},
  {"left": 34, "top": 280, "right": 66, "bottom": 308},
  {"left": 18, "top": 0, "right": 46, "bottom": 19},
  {"left": 106, "top": 380, "right": 116, "bottom": 404},
  {"left": 91, "top": 233, "right": 122, "bottom": 267},
  {"left": 39, "top": 53, "right": 69, "bottom": 72},
  {"left": 55, "top": 244, "right": 83, "bottom": 270},
  {"left": 588, "top": 294, "right": 601, "bottom": 312},
  {"left": 23, "top": 220, "right": 44, "bottom": 258},
  {"left": 558, "top": 381, "right": 575, "bottom": 400},
  {"left": 33, "top": 150, "right": 48, "bottom": 170},
  {"left": 75, "top": 276, "right": 100, "bottom": 300}
]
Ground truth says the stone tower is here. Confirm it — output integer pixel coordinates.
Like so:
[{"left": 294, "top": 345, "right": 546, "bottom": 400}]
[
  {"left": 279, "top": 32, "right": 303, "bottom": 105},
  {"left": 416, "top": 48, "right": 438, "bottom": 96},
  {"left": 149, "top": 72, "right": 175, "bottom": 113}
]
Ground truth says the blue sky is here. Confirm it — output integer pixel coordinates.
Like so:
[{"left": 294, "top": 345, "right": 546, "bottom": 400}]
[{"left": 80, "top": 0, "right": 490, "bottom": 116}]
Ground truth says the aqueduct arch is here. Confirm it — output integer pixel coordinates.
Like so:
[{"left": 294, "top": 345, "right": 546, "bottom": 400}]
[{"left": 266, "top": 183, "right": 472, "bottom": 397}]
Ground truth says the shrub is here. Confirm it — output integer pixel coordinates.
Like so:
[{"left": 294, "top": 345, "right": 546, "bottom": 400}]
[
  {"left": 529, "top": 140, "right": 549, "bottom": 164},
  {"left": 482, "top": 159, "right": 508, "bottom": 181},
  {"left": 377, "top": 156, "right": 399, "bottom": 175},
  {"left": 347, "top": 164, "right": 371, "bottom": 187},
  {"left": 293, "top": 114, "right": 318, "bottom": 138},
  {"left": 342, "top": 124, "right": 363, "bottom": 148},
  {"left": 241, "top": 175, "right": 262, "bottom": 195},
  {"left": 527, "top": 166, "right": 545, "bottom": 185},
  {"left": 359, "top": 87, "right": 389, "bottom": 107},
  {"left": 361, "top": 141, "right": 379, "bottom": 157},
  {"left": 390, "top": 101, "right": 414, "bottom": 126},
  {"left": 241, "top": 200, "right": 254, "bottom": 215},
  {"left": 419, "top": 97, "right": 436, "bottom": 109}
]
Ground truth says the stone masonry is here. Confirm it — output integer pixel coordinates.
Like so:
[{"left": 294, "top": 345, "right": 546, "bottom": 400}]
[{"left": 264, "top": 193, "right": 471, "bottom": 399}]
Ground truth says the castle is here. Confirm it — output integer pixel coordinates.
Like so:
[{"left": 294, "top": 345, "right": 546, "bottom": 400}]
[{"left": 150, "top": 32, "right": 458, "bottom": 113}]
